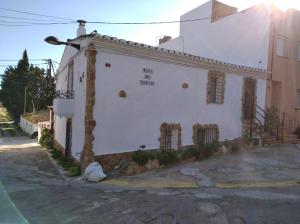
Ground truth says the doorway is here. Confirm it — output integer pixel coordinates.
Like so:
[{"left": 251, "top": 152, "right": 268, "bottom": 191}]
[
  {"left": 65, "top": 118, "right": 72, "bottom": 158},
  {"left": 243, "top": 78, "right": 256, "bottom": 120}
]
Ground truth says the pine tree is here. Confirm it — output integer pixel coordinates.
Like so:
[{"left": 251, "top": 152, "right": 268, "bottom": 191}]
[{"left": 0, "top": 50, "right": 56, "bottom": 120}]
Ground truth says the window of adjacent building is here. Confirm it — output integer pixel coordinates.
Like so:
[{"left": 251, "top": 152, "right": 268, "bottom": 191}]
[
  {"left": 296, "top": 89, "right": 300, "bottom": 108},
  {"left": 207, "top": 70, "right": 225, "bottom": 104},
  {"left": 297, "top": 46, "right": 300, "bottom": 61},
  {"left": 276, "top": 37, "right": 287, "bottom": 57}
]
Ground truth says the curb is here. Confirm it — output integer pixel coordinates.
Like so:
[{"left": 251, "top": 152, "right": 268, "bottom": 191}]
[
  {"left": 216, "top": 180, "right": 300, "bottom": 189},
  {"left": 43, "top": 147, "right": 70, "bottom": 181},
  {"left": 102, "top": 178, "right": 199, "bottom": 189}
]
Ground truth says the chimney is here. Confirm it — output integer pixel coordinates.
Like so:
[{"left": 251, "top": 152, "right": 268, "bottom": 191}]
[
  {"left": 77, "top": 20, "right": 86, "bottom": 37},
  {"left": 211, "top": 0, "right": 238, "bottom": 22},
  {"left": 159, "top": 36, "right": 172, "bottom": 45}
]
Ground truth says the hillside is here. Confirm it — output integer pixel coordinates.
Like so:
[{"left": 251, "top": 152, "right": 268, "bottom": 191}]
[{"left": 0, "top": 103, "right": 12, "bottom": 122}]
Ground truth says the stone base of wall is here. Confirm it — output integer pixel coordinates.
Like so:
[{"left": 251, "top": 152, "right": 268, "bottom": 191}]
[
  {"left": 53, "top": 140, "right": 65, "bottom": 155},
  {"left": 95, "top": 152, "right": 133, "bottom": 172}
]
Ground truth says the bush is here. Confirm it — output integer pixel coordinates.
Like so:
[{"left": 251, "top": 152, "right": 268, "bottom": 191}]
[
  {"left": 231, "top": 140, "right": 240, "bottom": 153},
  {"left": 58, "top": 157, "right": 75, "bottom": 169},
  {"left": 68, "top": 165, "right": 81, "bottom": 177},
  {"left": 157, "top": 151, "right": 179, "bottom": 166},
  {"left": 203, "top": 141, "right": 219, "bottom": 157},
  {"left": 50, "top": 149, "right": 62, "bottom": 159},
  {"left": 181, "top": 146, "right": 204, "bottom": 160},
  {"left": 132, "top": 150, "right": 155, "bottom": 166},
  {"left": 39, "top": 128, "right": 53, "bottom": 149},
  {"left": 2, "top": 128, "right": 16, "bottom": 137}
]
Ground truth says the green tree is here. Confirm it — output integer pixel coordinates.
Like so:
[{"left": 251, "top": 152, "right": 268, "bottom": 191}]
[{"left": 0, "top": 50, "right": 55, "bottom": 119}]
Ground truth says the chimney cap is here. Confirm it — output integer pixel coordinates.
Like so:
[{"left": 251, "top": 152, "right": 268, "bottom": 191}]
[{"left": 77, "top": 20, "right": 87, "bottom": 26}]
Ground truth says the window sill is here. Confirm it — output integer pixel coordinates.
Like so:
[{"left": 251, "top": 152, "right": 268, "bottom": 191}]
[
  {"left": 276, "top": 55, "right": 288, "bottom": 59},
  {"left": 295, "top": 107, "right": 300, "bottom": 110}
]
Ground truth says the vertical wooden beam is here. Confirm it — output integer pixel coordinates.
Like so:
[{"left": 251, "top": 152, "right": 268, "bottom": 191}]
[{"left": 80, "top": 43, "right": 97, "bottom": 171}]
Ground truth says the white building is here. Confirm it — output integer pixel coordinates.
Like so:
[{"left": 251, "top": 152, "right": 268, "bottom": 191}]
[
  {"left": 52, "top": 22, "right": 268, "bottom": 171},
  {"left": 160, "top": 0, "right": 300, "bottom": 128},
  {"left": 160, "top": 0, "right": 271, "bottom": 69},
  {"left": 20, "top": 109, "right": 51, "bottom": 138}
]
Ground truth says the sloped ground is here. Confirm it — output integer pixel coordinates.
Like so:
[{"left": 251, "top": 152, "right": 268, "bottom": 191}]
[{"left": 1, "top": 137, "right": 300, "bottom": 224}]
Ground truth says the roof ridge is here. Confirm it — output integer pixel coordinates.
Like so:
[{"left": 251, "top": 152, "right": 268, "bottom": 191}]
[{"left": 94, "top": 34, "right": 268, "bottom": 73}]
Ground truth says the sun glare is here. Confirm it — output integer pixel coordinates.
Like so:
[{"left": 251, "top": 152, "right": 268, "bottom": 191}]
[{"left": 264, "top": 0, "right": 300, "bottom": 11}]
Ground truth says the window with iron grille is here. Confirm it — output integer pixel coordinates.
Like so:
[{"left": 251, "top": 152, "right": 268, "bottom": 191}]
[
  {"left": 193, "top": 124, "right": 219, "bottom": 145},
  {"left": 165, "top": 127, "right": 172, "bottom": 150},
  {"left": 207, "top": 70, "right": 225, "bottom": 104},
  {"left": 160, "top": 123, "right": 182, "bottom": 151}
]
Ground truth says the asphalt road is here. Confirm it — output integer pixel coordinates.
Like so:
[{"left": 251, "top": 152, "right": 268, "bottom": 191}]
[{"left": 1, "top": 137, "right": 300, "bottom": 224}]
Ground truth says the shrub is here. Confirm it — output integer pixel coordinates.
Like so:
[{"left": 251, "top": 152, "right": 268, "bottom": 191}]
[
  {"left": 157, "top": 151, "right": 179, "bottom": 166},
  {"left": 39, "top": 129, "right": 53, "bottom": 149},
  {"left": 231, "top": 140, "right": 240, "bottom": 153},
  {"left": 181, "top": 146, "right": 204, "bottom": 160},
  {"left": 203, "top": 141, "right": 219, "bottom": 157},
  {"left": 50, "top": 149, "right": 62, "bottom": 159},
  {"left": 68, "top": 165, "right": 81, "bottom": 177},
  {"left": 58, "top": 157, "right": 75, "bottom": 169},
  {"left": 3, "top": 128, "right": 16, "bottom": 137},
  {"left": 132, "top": 150, "right": 155, "bottom": 166}
]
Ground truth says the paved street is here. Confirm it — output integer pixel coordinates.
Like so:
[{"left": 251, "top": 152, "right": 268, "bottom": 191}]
[{"left": 1, "top": 137, "right": 300, "bottom": 224}]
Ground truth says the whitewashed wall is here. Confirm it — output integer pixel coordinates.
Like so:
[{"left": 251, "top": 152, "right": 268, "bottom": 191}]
[
  {"left": 160, "top": 2, "right": 271, "bottom": 69},
  {"left": 70, "top": 51, "right": 87, "bottom": 160},
  {"left": 20, "top": 117, "right": 38, "bottom": 135},
  {"left": 54, "top": 53, "right": 68, "bottom": 149},
  {"left": 92, "top": 49, "right": 265, "bottom": 156}
]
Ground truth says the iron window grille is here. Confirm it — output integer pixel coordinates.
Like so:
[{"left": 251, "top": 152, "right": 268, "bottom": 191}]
[
  {"left": 54, "top": 90, "right": 74, "bottom": 99},
  {"left": 207, "top": 70, "right": 225, "bottom": 104},
  {"left": 165, "top": 127, "right": 172, "bottom": 150},
  {"left": 196, "top": 126, "right": 218, "bottom": 145}
]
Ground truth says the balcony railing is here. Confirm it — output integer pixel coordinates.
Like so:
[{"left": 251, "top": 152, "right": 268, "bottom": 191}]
[
  {"left": 53, "top": 90, "right": 74, "bottom": 117},
  {"left": 54, "top": 90, "right": 74, "bottom": 99}
]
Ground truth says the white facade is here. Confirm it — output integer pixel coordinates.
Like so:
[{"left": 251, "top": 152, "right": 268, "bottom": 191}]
[
  {"left": 20, "top": 117, "right": 38, "bottom": 135},
  {"left": 160, "top": 1, "right": 272, "bottom": 69},
  {"left": 53, "top": 33, "right": 267, "bottom": 160}
]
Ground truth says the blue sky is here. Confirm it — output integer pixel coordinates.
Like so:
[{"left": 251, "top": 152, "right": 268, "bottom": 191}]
[{"left": 0, "top": 0, "right": 298, "bottom": 76}]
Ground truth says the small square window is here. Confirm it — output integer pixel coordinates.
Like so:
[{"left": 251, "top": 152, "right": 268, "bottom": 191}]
[
  {"left": 207, "top": 70, "right": 225, "bottom": 104},
  {"left": 193, "top": 124, "right": 219, "bottom": 145},
  {"left": 276, "top": 37, "right": 287, "bottom": 57}
]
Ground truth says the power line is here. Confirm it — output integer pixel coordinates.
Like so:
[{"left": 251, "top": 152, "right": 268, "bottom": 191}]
[
  {"left": 0, "top": 21, "right": 76, "bottom": 26},
  {"left": 0, "top": 7, "right": 74, "bottom": 21},
  {"left": 0, "top": 15, "right": 72, "bottom": 22},
  {"left": 0, "top": 63, "right": 47, "bottom": 67},
  {"left": 0, "top": 14, "right": 213, "bottom": 26},
  {"left": 0, "top": 59, "right": 48, "bottom": 61},
  {"left": 86, "top": 17, "right": 212, "bottom": 25},
  {"left": 0, "top": 20, "right": 76, "bottom": 24}
]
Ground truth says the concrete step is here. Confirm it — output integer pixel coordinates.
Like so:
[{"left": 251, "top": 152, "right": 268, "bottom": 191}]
[
  {"left": 282, "top": 128, "right": 295, "bottom": 135},
  {"left": 283, "top": 134, "right": 299, "bottom": 143},
  {"left": 261, "top": 135, "right": 280, "bottom": 146}
]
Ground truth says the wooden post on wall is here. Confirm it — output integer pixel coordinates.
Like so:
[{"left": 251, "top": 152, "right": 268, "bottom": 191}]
[{"left": 80, "top": 43, "right": 97, "bottom": 172}]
